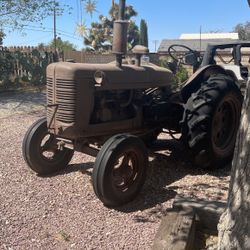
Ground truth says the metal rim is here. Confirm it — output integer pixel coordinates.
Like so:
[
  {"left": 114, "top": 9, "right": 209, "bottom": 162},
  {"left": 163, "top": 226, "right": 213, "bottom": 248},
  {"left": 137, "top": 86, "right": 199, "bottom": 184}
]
[
  {"left": 212, "top": 95, "right": 239, "bottom": 155},
  {"left": 38, "top": 132, "right": 61, "bottom": 162},
  {"left": 112, "top": 151, "right": 140, "bottom": 192}
]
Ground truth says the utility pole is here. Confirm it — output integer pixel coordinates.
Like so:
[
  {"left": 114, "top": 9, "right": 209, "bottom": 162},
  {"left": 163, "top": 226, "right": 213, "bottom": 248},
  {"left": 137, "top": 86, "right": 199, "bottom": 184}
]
[
  {"left": 152, "top": 40, "right": 159, "bottom": 53},
  {"left": 53, "top": 2, "right": 57, "bottom": 53},
  {"left": 199, "top": 26, "right": 202, "bottom": 52},
  {"left": 53, "top": 0, "right": 59, "bottom": 61}
]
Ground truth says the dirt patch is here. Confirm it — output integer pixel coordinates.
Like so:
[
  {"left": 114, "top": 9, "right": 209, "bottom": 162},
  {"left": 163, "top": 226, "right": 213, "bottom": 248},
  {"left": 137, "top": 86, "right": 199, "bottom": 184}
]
[{"left": 0, "top": 91, "right": 229, "bottom": 249}]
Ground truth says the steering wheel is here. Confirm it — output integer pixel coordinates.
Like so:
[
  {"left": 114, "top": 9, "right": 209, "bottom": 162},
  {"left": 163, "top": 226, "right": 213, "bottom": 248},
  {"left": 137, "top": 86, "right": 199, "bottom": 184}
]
[{"left": 168, "top": 44, "right": 198, "bottom": 65}]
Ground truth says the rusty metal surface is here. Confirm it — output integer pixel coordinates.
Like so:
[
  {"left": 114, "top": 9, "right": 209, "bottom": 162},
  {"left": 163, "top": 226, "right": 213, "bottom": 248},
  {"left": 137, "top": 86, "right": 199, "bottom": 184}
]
[
  {"left": 112, "top": 20, "right": 128, "bottom": 55},
  {"left": 46, "top": 62, "right": 174, "bottom": 140},
  {"left": 118, "top": 0, "right": 126, "bottom": 20},
  {"left": 45, "top": 0, "right": 176, "bottom": 147},
  {"left": 112, "top": 0, "right": 129, "bottom": 67}
]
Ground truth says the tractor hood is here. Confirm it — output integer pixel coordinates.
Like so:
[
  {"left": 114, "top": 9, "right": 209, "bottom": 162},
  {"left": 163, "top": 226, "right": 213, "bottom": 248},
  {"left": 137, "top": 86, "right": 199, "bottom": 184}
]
[{"left": 47, "top": 62, "right": 174, "bottom": 90}]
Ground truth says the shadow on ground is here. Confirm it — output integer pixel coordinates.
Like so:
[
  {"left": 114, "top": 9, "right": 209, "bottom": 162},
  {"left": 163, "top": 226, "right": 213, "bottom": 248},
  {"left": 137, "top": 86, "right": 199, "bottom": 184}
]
[
  {"left": 40, "top": 138, "right": 231, "bottom": 214},
  {"left": 39, "top": 162, "right": 94, "bottom": 178},
  {"left": 116, "top": 138, "right": 230, "bottom": 213}
]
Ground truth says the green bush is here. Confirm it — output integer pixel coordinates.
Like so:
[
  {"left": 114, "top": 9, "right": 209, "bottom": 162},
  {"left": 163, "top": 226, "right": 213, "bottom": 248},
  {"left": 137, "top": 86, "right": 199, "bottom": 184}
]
[
  {"left": 0, "top": 51, "right": 14, "bottom": 87},
  {"left": 0, "top": 49, "right": 54, "bottom": 89},
  {"left": 159, "top": 57, "right": 189, "bottom": 90},
  {"left": 174, "top": 65, "right": 189, "bottom": 85}
]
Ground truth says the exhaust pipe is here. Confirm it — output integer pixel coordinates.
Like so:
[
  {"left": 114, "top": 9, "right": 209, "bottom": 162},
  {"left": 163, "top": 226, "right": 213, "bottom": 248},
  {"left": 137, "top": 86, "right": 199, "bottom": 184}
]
[
  {"left": 118, "top": 0, "right": 126, "bottom": 19},
  {"left": 112, "top": 0, "right": 128, "bottom": 67}
]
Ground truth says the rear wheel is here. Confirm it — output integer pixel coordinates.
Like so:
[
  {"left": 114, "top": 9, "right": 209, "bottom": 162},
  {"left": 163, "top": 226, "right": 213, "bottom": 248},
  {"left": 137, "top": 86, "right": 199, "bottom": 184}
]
[
  {"left": 92, "top": 134, "right": 148, "bottom": 207},
  {"left": 22, "top": 117, "right": 74, "bottom": 175},
  {"left": 181, "top": 74, "right": 243, "bottom": 169}
]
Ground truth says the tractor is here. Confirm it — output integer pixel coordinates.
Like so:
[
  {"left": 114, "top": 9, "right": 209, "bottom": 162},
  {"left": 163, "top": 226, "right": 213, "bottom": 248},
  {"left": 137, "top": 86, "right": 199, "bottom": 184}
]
[{"left": 23, "top": 0, "right": 248, "bottom": 206}]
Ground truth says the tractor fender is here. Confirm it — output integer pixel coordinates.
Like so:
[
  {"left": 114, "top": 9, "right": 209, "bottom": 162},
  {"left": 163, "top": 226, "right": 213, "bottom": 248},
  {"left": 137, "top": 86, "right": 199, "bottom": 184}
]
[{"left": 181, "top": 65, "right": 227, "bottom": 103}]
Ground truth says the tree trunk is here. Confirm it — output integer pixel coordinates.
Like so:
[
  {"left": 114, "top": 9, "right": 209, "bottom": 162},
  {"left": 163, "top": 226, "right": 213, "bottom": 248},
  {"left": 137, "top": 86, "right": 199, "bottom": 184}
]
[{"left": 218, "top": 82, "right": 250, "bottom": 250}]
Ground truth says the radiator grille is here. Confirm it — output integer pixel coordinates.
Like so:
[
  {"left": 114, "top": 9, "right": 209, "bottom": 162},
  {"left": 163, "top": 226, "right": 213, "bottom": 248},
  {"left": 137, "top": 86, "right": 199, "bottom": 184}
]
[
  {"left": 47, "top": 77, "right": 76, "bottom": 124},
  {"left": 56, "top": 79, "right": 76, "bottom": 123},
  {"left": 47, "top": 77, "right": 54, "bottom": 121}
]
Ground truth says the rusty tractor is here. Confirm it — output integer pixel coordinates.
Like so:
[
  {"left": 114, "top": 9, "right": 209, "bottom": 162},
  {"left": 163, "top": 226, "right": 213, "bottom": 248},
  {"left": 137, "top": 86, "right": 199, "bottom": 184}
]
[{"left": 23, "top": 0, "right": 247, "bottom": 206}]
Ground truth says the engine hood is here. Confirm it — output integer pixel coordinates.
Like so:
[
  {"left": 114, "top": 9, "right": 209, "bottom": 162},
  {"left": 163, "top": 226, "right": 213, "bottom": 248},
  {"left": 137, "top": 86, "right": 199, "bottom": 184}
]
[{"left": 47, "top": 62, "right": 174, "bottom": 88}]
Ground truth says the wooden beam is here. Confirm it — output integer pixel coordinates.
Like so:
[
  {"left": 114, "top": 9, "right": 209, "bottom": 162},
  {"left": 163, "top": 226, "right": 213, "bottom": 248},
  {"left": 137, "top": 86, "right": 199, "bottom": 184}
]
[
  {"left": 153, "top": 208, "right": 196, "bottom": 250},
  {"left": 173, "top": 195, "right": 226, "bottom": 234}
]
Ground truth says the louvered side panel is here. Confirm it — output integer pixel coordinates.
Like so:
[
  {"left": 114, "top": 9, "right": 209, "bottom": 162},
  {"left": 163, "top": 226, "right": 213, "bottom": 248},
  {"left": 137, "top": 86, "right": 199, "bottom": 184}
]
[
  {"left": 47, "top": 77, "right": 54, "bottom": 121},
  {"left": 55, "top": 79, "right": 76, "bottom": 123}
]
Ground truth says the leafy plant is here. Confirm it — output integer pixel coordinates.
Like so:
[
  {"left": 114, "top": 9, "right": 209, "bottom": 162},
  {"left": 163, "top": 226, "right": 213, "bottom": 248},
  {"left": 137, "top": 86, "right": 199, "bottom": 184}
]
[
  {"left": 49, "top": 38, "right": 77, "bottom": 51},
  {"left": 0, "top": 51, "right": 15, "bottom": 87},
  {"left": 139, "top": 19, "right": 148, "bottom": 47},
  {"left": 83, "top": 3, "right": 139, "bottom": 51},
  {"left": 160, "top": 57, "right": 189, "bottom": 90},
  {"left": 0, "top": 30, "right": 5, "bottom": 45},
  {"left": 233, "top": 21, "right": 250, "bottom": 40},
  {"left": 0, "top": 1, "right": 69, "bottom": 30},
  {"left": 0, "top": 48, "right": 55, "bottom": 89}
]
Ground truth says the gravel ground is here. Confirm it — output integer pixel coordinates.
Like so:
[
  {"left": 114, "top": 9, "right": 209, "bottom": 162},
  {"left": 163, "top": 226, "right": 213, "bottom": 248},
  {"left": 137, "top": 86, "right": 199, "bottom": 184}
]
[
  {"left": 0, "top": 91, "right": 230, "bottom": 249},
  {"left": 0, "top": 90, "right": 46, "bottom": 119}
]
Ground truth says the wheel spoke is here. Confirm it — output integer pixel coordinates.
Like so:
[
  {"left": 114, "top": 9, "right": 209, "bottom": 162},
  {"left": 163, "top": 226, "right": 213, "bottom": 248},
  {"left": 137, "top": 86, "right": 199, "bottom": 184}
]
[
  {"left": 40, "top": 133, "right": 60, "bottom": 159},
  {"left": 41, "top": 140, "right": 52, "bottom": 151},
  {"left": 121, "top": 154, "right": 129, "bottom": 168},
  {"left": 112, "top": 152, "right": 139, "bottom": 191},
  {"left": 41, "top": 134, "right": 54, "bottom": 149}
]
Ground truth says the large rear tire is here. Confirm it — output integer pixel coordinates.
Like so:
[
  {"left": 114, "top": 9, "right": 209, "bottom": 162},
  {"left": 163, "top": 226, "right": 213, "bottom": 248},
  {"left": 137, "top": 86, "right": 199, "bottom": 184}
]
[
  {"left": 181, "top": 74, "right": 243, "bottom": 169},
  {"left": 92, "top": 134, "right": 148, "bottom": 207},
  {"left": 22, "top": 117, "right": 74, "bottom": 175}
]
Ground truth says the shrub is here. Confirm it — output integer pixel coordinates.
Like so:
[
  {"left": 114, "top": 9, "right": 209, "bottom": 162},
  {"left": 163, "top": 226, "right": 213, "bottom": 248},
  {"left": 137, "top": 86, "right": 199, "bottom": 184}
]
[{"left": 159, "top": 57, "right": 189, "bottom": 90}]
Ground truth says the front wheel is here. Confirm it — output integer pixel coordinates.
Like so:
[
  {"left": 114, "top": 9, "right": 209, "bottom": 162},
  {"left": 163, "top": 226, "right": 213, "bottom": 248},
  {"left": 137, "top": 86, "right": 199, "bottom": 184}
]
[
  {"left": 22, "top": 117, "right": 74, "bottom": 175},
  {"left": 181, "top": 74, "right": 243, "bottom": 169},
  {"left": 92, "top": 134, "right": 148, "bottom": 207}
]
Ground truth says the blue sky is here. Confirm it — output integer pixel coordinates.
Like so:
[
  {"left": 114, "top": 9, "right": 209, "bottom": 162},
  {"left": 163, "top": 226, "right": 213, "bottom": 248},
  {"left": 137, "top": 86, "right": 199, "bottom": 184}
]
[{"left": 3, "top": 0, "right": 250, "bottom": 52}]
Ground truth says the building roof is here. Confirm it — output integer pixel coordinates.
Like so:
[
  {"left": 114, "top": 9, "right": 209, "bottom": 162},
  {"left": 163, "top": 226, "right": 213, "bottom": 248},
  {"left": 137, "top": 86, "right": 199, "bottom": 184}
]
[
  {"left": 158, "top": 39, "right": 240, "bottom": 53},
  {"left": 180, "top": 33, "right": 239, "bottom": 40}
]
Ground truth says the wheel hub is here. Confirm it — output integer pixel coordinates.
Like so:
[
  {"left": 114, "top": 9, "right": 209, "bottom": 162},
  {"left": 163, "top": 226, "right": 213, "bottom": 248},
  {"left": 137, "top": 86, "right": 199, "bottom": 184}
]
[
  {"left": 40, "top": 133, "right": 60, "bottom": 160},
  {"left": 112, "top": 152, "right": 139, "bottom": 191},
  {"left": 212, "top": 98, "right": 237, "bottom": 152}
]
